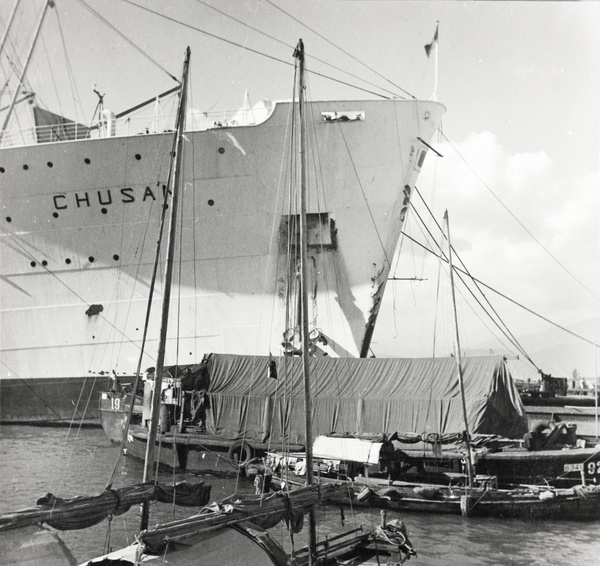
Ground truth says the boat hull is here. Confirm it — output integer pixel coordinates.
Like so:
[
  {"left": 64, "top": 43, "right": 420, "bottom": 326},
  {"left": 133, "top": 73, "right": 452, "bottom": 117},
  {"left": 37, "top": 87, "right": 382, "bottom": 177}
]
[
  {"left": 395, "top": 444, "right": 600, "bottom": 488},
  {"left": 274, "top": 475, "right": 600, "bottom": 521},
  {"left": 80, "top": 526, "right": 287, "bottom": 566},
  {"left": 98, "top": 389, "right": 142, "bottom": 440},
  {"left": 0, "top": 98, "right": 444, "bottom": 422},
  {"left": 113, "top": 423, "right": 305, "bottom": 474},
  {"left": 353, "top": 482, "right": 600, "bottom": 520},
  {"left": 478, "top": 447, "right": 600, "bottom": 487},
  {"left": 525, "top": 405, "right": 600, "bottom": 443},
  {"left": 0, "top": 376, "right": 107, "bottom": 423}
]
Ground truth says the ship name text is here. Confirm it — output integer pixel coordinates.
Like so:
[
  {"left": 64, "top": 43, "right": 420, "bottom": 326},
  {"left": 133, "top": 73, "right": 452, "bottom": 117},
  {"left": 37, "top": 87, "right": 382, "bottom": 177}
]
[{"left": 53, "top": 185, "right": 168, "bottom": 210}]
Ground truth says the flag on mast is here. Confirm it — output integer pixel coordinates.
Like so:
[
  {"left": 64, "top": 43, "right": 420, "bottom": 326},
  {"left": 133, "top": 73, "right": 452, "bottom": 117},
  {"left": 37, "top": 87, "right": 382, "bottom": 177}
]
[{"left": 424, "top": 22, "right": 439, "bottom": 58}]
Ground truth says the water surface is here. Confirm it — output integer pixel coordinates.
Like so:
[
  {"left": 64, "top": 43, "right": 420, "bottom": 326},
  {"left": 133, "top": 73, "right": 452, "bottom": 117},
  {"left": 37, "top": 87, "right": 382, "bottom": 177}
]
[{"left": 1, "top": 426, "right": 598, "bottom": 565}]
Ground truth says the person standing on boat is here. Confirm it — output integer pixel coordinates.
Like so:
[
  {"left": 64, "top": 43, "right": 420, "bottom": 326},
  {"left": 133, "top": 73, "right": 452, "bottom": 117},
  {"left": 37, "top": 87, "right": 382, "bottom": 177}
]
[
  {"left": 109, "top": 370, "right": 122, "bottom": 394},
  {"left": 143, "top": 367, "right": 155, "bottom": 381},
  {"left": 252, "top": 457, "right": 274, "bottom": 495},
  {"left": 191, "top": 389, "right": 210, "bottom": 432},
  {"left": 141, "top": 367, "right": 155, "bottom": 428}
]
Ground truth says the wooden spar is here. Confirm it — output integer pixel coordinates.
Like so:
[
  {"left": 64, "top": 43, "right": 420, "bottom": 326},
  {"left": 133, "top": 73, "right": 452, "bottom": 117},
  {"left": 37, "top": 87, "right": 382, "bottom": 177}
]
[
  {"left": 0, "top": 0, "right": 20, "bottom": 59},
  {"left": 0, "top": 0, "right": 54, "bottom": 138},
  {"left": 295, "top": 38, "right": 317, "bottom": 566},
  {"left": 105, "top": 104, "right": 177, "bottom": 490},
  {"left": 443, "top": 210, "right": 475, "bottom": 487},
  {"left": 140, "top": 46, "right": 191, "bottom": 531}
]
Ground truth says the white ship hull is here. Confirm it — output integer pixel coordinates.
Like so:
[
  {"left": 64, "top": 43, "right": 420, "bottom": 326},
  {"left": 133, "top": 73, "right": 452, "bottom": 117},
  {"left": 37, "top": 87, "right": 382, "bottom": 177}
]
[{"left": 0, "top": 98, "right": 444, "bottom": 421}]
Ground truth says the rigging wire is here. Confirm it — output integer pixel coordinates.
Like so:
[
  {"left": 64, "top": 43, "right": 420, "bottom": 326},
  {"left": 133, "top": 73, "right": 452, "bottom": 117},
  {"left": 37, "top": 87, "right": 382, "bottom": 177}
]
[
  {"left": 0, "top": 225, "right": 158, "bottom": 361},
  {"left": 408, "top": 200, "right": 526, "bottom": 358},
  {"left": 263, "top": 0, "right": 415, "bottom": 99},
  {"left": 413, "top": 188, "right": 537, "bottom": 367},
  {"left": 400, "top": 230, "right": 599, "bottom": 352},
  {"left": 192, "top": 0, "right": 407, "bottom": 100},
  {"left": 0, "top": 0, "right": 19, "bottom": 57},
  {"left": 258, "top": 69, "right": 301, "bottom": 469},
  {"left": 432, "top": 213, "right": 445, "bottom": 359},
  {"left": 40, "top": 18, "right": 66, "bottom": 121},
  {"left": 0, "top": 9, "right": 30, "bottom": 90},
  {"left": 306, "top": 93, "right": 351, "bottom": 357},
  {"left": 412, "top": 200, "right": 537, "bottom": 365},
  {"left": 0, "top": 0, "right": 20, "bottom": 99},
  {"left": 0, "top": 0, "right": 43, "bottom": 141},
  {"left": 335, "top": 126, "right": 392, "bottom": 273},
  {"left": 304, "top": 56, "right": 356, "bottom": 476},
  {"left": 52, "top": 6, "right": 86, "bottom": 123},
  {"left": 106, "top": 179, "right": 176, "bottom": 491},
  {"left": 121, "top": 0, "right": 397, "bottom": 100},
  {"left": 440, "top": 129, "right": 600, "bottom": 305},
  {"left": 75, "top": 0, "right": 179, "bottom": 83}
]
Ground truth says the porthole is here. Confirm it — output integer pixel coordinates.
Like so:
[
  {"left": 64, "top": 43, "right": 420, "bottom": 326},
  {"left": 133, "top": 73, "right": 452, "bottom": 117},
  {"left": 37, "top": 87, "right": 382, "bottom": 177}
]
[
  {"left": 30, "top": 261, "right": 36, "bottom": 267},
  {"left": 41, "top": 260, "right": 48, "bottom": 267},
  {"left": 208, "top": 199, "right": 214, "bottom": 206},
  {"left": 23, "top": 164, "right": 29, "bottom": 170},
  {"left": 84, "top": 158, "right": 91, "bottom": 164},
  {"left": 53, "top": 212, "right": 59, "bottom": 218},
  {"left": 47, "top": 162, "right": 53, "bottom": 168},
  {"left": 101, "top": 208, "right": 108, "bottom": 214},
  {"left": 0, "top": 167, "right": 5, "bottom": 173},
  {"left": 89, "top": 256, "right": 95, "bottom": 263},
  {"left": 65, "top": 258, "right": 72, "bottom": 265},
  {"left": 5, "top": 217, "right": 11, "bottom": 222},
  {"left": 135, "top": 154, "right": 141, "bottom": 160},
  {"left": 218, "top": 147, "right": 225, "bottom": 154},
  {"left": 113, "top": 254, "right": 120, "bottom": 261}
]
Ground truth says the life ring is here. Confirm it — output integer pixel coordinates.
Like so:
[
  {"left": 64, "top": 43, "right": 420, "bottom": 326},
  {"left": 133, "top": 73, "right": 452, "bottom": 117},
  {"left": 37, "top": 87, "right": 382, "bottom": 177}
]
[{"left": 227, "top": 440, "right": 254, "bottom": 468}]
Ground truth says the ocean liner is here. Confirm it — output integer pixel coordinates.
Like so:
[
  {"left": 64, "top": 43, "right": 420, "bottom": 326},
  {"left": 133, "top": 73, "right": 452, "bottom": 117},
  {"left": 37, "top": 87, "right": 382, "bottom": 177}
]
[{"left": 0, "top": 5, "right": 444, "bottom": 423}]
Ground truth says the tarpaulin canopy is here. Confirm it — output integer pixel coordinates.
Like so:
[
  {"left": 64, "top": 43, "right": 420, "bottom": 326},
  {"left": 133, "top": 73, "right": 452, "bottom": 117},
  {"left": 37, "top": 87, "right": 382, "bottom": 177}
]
[{"left": 174, "top": 354, "right": 527, "bottom": 445}]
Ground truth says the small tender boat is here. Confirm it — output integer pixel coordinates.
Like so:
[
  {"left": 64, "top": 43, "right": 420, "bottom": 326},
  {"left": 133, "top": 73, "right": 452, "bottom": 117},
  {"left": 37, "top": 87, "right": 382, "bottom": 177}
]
[{"left": 265, "top": 434, "right": 600, "bottom": 521}]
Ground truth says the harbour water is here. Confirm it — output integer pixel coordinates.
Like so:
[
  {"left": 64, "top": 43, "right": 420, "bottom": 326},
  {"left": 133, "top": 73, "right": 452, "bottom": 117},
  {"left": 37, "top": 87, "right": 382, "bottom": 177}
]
[{"left": 1, "top": 425, "right": 598, "bottom": 565}]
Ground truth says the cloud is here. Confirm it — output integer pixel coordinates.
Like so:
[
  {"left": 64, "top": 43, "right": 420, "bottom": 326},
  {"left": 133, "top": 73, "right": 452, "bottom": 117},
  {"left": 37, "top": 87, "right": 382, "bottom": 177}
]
[
  {"left": 421, "top": 132, "right": 560, "bottom": 245},
  {"left": 374, "top": 131, "right": 599, "bottom": 362}
]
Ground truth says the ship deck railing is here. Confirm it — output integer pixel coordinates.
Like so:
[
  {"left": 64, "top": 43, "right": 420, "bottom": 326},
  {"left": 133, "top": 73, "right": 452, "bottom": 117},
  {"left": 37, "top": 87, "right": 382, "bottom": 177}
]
[{"left": 0, "top": 104, "right": 275, "bottom": 149}]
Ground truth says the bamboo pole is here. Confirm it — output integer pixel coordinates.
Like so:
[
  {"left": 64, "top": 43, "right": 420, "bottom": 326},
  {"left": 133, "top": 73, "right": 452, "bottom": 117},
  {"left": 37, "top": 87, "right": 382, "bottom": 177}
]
[
  {"left": 0, "top": 0, "right": 54, "bottom": 139},
  {"left": 444, "top": 210, "right": 475, "bottom": 488},
  {"left": 141, "top": 46, "right": 191, "bottom": 531},
  {"left": 295, "top": 38, "right": 317, "bottom": 566}
]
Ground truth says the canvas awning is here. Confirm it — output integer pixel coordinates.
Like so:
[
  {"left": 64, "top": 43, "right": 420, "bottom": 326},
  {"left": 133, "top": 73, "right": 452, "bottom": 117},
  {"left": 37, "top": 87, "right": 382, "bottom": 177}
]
[
  {"left": 312, "top": 435, "right": 383, "bottom": 465},
  {"left": 177, "top": 354, "right": 527, "bottom": 444}
]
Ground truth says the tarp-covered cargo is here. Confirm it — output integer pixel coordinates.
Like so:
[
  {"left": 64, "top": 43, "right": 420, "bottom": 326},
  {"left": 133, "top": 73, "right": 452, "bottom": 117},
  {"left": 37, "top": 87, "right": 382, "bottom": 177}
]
[{"left": 177, "top": 354, "right": 527, "bottom": 444}]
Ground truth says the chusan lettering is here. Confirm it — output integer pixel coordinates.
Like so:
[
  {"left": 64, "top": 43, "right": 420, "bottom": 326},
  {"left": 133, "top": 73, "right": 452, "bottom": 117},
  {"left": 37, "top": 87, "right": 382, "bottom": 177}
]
[{"left": 52, "top": 185, "right": 165, "bottom": 210}]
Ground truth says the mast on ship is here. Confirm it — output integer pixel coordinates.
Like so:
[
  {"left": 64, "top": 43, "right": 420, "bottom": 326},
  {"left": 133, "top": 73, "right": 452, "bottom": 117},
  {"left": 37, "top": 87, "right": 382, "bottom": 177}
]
[
  {"left": 140, "top": 46, "right": 191, "bottom": 531},
  {"left": 0, "top": 0, "right": 54, "bottom": 139},
  {"left": 0, "top": 0, "right": 20, "bottom": 57},
  {"left": 294, "top": 38, "right": 317, "bottom": 566},
  {"left": 444, "top": 210, "right": 475, "bottom": 489}
]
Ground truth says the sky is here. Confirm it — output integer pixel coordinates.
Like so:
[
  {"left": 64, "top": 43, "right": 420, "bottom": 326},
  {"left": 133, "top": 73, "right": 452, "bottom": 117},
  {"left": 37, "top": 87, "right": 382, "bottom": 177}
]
[{"left": 2, "top": 0, "right": 599, "bottom": 377}]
